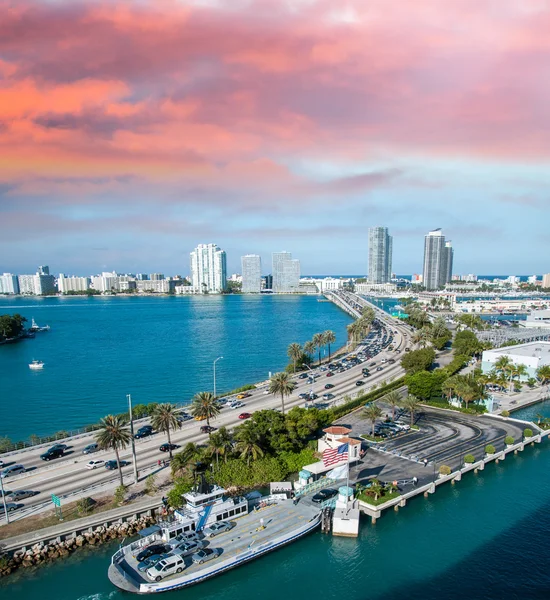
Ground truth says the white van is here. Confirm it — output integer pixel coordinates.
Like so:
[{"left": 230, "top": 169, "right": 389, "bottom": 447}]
[{"left": 146, "top": 554, "right": 185, "bottom": 582}]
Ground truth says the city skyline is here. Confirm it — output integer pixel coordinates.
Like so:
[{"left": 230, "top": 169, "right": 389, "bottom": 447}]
[{"left": 1, "top": 1, "right": 550, "bottom": 275}]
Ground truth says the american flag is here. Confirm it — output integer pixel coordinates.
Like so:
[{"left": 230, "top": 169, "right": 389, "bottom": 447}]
[{"left": 322, "top": 443, "right": 349, "bottom": 467}]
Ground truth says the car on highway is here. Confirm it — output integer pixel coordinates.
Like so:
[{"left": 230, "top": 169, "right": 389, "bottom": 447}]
[
  {"left": 200, "top": 425, "right": 216, "bottom": 434},
  {"left": 146, "top": 554, "right": 186, "bottom": 581},
  {"left": 135, "top": 543, "right": 171, "bottom": 563},
  {"left": 0, "top": 503, "right": 19, "bottom": 515},
  {"left": 203, "top": 521, "right": 234, "bottom": 538},
  {"left": 230, "top": 401, "right": 244, "bottom": 409},
  {"left": 299, "top": 393, "right": 309, "bottom": 399},
  {"left": 308, "top": 393, "right": 319, "bottom": 400},
  {"left": 49, "top": 443, "right": 68, "bottom": 452},
  {"left": 0, "top": 464, "right": 26, "bottom": 478},
  {"left": 238, "top": 412, "right": 252, "bottom": 420},
  {"left": 192, "top": 548, "right": 221, "bottom": 565},
  {"left": 82, "top": 443, "right": 99, "bottom": 454},
  {"left": 134, "top": 425, "right": 154, "bottom": 439},
  {"left": 369, "top": 362, "right": 376, "bottom": 366},
  {"left": 236, "top": 393, "right": 252, "bottom": 400},
  {"left": 324, "top": 383, "right": 334, "bottom": 389},
  {"left": 355, "top": 380, "right": 365, "bottom": 386},
  {"left": 194, "top": 415, "right": 207, "bottom": 421},
  {"left": 159, "top": 443, "right": 180, "bottom": 452},
  {"left": 326, "top": 372, "right": 334, "bottom": 378},
  {"left": 177, "top": 413, "right": 193, "bottom": 422},
  {"left": 312, "top": 488, "right": 338, "bottom": 503},
  {"left": 6, "top": 490, "right": 36, "bottom": 502},
  {"left": 322, "top": 393, "right": 335, "bottom": 400},
  {"left": 85, "top": 459, "right": 105, "bottom": 470},
  {"left": 105, "top": 460, "right": 129, "bottom": 470},
  {"left": 298, "top": 373, "right": 309, "bottom": 379},
  {"left": 40, "top": 447, "right": 65, "bottom": 461},
  {"left": 377, "top": 367, "right": 384, "bottom": 372}
]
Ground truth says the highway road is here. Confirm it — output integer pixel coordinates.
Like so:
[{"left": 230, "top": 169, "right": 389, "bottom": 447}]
[{"left": 0, "top": 292, "right": 414, "bottom": 523}]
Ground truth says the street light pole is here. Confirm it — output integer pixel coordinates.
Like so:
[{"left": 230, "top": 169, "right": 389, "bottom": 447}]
[
  {"left": 0, "top": 474, "right": 9, "bottom": 524},
  {"left": 127, "top": 394, "right": 139, "bottom": 484},
  {"left": 213, "top": 356, "right": 224, "bottom": 398}
]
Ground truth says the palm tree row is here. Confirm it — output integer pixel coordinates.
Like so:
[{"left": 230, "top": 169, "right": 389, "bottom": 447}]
[
  {"left": 347, "top": 308, "right": 376, "bottom": 346},
  {"left": 362, "top": 391, "right": 422, "bottom": 435},
  {"left": 442, "top": 374, "right": 486, "bottom": 409},
  {"left": 287, "top": 330, "right": 336, "bottom": 371}
]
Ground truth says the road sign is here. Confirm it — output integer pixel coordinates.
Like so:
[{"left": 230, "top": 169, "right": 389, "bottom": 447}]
[{"left": 51, "top": 494, "right": 61, "bottom": 507}]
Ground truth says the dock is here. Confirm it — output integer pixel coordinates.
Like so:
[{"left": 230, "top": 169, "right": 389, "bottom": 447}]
[{"left": 108, "top": 498, "right": 320, "bottom": 593}]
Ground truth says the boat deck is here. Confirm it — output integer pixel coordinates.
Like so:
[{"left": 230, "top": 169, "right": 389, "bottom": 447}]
[{"left": 109, "top": 499, "right": 320, "bottom": 593}]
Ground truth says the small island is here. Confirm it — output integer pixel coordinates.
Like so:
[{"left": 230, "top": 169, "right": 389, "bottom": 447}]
[{"left": 0, "top": 314, "right": 29, "bottom": 344}]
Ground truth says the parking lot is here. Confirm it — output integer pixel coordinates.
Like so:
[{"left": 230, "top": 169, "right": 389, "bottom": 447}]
[{"left": 336, "top": 405, "right": 526, "bottom": 492}]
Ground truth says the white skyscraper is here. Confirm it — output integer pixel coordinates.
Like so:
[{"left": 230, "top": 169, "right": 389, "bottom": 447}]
[
  {"left": 423, "top": 229, "right": 453, "bottom": 290},
  {"left": 368, "top": 227, "right": 393, "bottom": 284},
  {"left": 190, "top": 243, "right": 227, "bottom": 294},
  {"left": 272, "top": 251, "right": 300, "bottom": 293},
  {"left": 0, "top": 273, "right": 19, "bottom": 295},
  {"left": 241, "top": 255, "right": 262, "bottom": 293},
  {"left": 58, "top": 274, "right": 91, "bottom": 293}
]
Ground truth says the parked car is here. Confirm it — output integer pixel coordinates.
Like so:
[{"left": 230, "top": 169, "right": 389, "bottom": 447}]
[
  {"left": 6, "top": 490, "right": 36, "bottom": 502},
  {"left": 159, "top": 443, "right": 180, "bottom": 452},
  {"left": 192, "top": 547, "right": 221, "bottom": 565},
  {"left": 0, "top": 503, "right": 19, "bottom": 515},
  {"left": 238, "top": 412, "right": 252, "bottom": 420},
  {"left": 134, "top": 425, "right": 154, "bottom": 439},
  {"left": 312, "top": 488, "right": 338, "bottom": 503},
  {"left": 146, "top": 554, "right": 186, "bottom": 581},
  {"left": 40, "top": 447, "right": 64, "bottom": 461},
  {"left": 203, "top": 521, "right": 234, "bottom": 538},
  {"left": 0, "top": 465, "right": 25, "bottom": 478},
  {"left": 82, "top": 443, "right": 99, "bottom": 454},
  {"left": 172, "top": 539, "right": 204, "bottom": 557},
  {"left": 85, "top": 459, "right": 105, "bottom": 470},
  {"left": 168, "top": 531, "right": 202, "bottom": 548},
  {"left": 137, "top": 553, "right": 170, "bottom": 573},
  {"left": 324, "top": 383, "right": 335, "bottom": 389},
  {"left": 105, "top": 460, "right": 129, "bottom": 470},
  {"left": 135, "top": 543, "right": 171, "bottom": 563},
  {"left": 200, "top": 425, "right": 216, "bottom": 434}
]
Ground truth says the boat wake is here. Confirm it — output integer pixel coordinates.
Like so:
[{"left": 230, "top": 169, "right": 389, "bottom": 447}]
[{"left": 77, "top": 592, "right": 118, "bottom": 600}]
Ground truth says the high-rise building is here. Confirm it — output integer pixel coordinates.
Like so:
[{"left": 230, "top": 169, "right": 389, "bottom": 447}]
[
  {"left": 368, "top": 227, "right": 393, "bottom": 284},
  {"left": 38, "top": 265, "right": 50, "bottom": 275},
  {"left": 0, "top": 273, "right": 19, "bottom": 295},
  {"left": 150, "top": 273, "right": 164, "bottom": 281},
  {"left": 58, "top": 274, "right": 91, "bottom": 293},
  {"left": 423, "top": 229, "right": 453, "bottom": 290},
  {"left": 190, "top": 243, "right": 227, "bottom": 294},
  {"left": 543, "top": 274, "right": 550, "bottom": 288},
  {"left": 17, "top": 269, "right": 57, "bottom": 295},
  {"left": 241, "top": 255, "right": 262, "bottom": 293},
  {"left": 272, "top": 251, "right": 300, "bottom": 293}
]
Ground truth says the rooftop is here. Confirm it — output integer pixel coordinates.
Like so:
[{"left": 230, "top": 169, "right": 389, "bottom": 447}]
[
  {"left": 323, "top": 426, "right": 352, "bottom": 435},
  {"left": 484, "top": 341, "right": 550, "bottom": 359}
]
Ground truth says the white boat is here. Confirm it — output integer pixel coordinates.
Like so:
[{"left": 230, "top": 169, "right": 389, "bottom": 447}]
[
  {"left": 30, "top": 318, "right": 50, "bottom": 332},
  {"left": 29, "top": 360, "right": 44, "bottom": 370},
  {"left": 108, "top": 474, "right": 321, "bottom": 593}
]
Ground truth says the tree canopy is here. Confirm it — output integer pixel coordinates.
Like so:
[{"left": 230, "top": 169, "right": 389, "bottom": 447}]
[{"left": 401, "top": 347, "right": 436, "bottom": 374}]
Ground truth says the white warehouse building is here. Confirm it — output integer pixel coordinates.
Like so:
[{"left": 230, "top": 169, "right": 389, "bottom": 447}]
[{"left": 482, "top": 341, "right": 550, "bottom": 380}]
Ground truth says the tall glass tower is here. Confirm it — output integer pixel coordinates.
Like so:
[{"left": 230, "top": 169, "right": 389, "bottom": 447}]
[
  {"left": 241, "top": 254, "right": 262, "bottom": 293},
  {"left": 368, "top": 227, "right": 393, "bottom": 283},
  {"left": 422, "top": 229, "right": 453, "bottom": 289}
]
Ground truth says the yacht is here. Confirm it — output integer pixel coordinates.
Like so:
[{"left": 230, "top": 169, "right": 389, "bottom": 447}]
[
  {"left": 108, "top": 474, "right": 321, "bottom": 593},
  {"left": 30, "top": 318, "right": 50, "bottom": 332},
  {"left": 29, "top": 360, "right": 45, "bottom": 370}
]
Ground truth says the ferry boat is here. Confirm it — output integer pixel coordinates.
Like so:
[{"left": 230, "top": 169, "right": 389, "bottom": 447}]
[
  {"left": 108, "top": 474, "right": 321, "bottom": 594},
  {"left": 29, "top": 360, "right": 45, "bottom": 369},
  {"left": 29, "top": 318, "right": 50, "bottom": 332}
]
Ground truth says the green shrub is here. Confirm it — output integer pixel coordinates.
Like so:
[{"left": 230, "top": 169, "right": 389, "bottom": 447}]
[
  {"left": 464, "top": 454, "right": 475, "bottom": 464},
  {"left": 524, "top": 428, "right": 534, "bottom": 439},
  {"left": 223, "top": 383, "right": 256, "bottom": 396},
  {"left": 439, "top": 465, "right": 451, "bottom": 476},
  {"left": 278, "top": 448, "right": 317, "bottom": 474},
  {"left": 167, "top": 476, "right": 194, "bottom": 508},
  {"left": 501, "top": 410, "right": 510, "bottom": 418},
  {"left": 504, "top": 436, "right": 515, "bottom": 446},
  {"left": 485, "top": 444, "right": 496, "bottom": 454},
  {"left": 145, "top": 474, "right": 158, "bottom": 496},
  {"left": 113, "top": 485, "right": 126, "bottom": 506}
]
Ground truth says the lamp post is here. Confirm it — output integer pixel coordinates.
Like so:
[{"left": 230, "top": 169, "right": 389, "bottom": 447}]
[
  {"left": 127, "top": 394, "right": 139, "bottom": 484},
  {"left": 0, "top": 473, "right": 9, "bottom": 524},
  {"left": 213, "top": 356, "right": 223, "bottom": 398}
]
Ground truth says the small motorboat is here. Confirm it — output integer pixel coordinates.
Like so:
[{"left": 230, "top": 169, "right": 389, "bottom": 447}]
[
  {"left": 29, "top": 360, "right": 45, "bottom": 370},
  {"left": 30, "top": 318, "right": 50, "bottom": 332}
]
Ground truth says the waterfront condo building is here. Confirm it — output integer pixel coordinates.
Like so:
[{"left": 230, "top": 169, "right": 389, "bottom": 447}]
[
  {"left": 57, "top": 274, "right": 91, "bottom": 293},
  {"left": 0, "top": 273, "right": 20, "bottom": 295},
  {"left": 368, "top": 227, "right": 393, "bottom": 284},
  {"left": 272, "top": 252, "right": 300, "bottom": 293},
  {"left": 422, "top": 229, "right": 453, "bottom": 290},
  {"left": 190, "top": 243, "right": 227, "bottom": 294},
  {"left": 543, "top": 273, "right": 550, "bottom": 288},
  {"left": 241, "top": 255, "right": 262, "bottom": 293},
  {"left": 17, "top": 268, "right": 57, "bottom": 295}
]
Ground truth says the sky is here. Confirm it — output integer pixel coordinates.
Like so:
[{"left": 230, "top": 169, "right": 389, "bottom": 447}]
[{"left": 1, "top": 0, "right": 549, "bottom": 277}]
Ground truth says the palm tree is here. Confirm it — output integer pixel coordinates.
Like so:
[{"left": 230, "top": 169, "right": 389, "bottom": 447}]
[
  {"left": 383, "top": 390, "right": 402, "bottom": 420},
  {"left": 312, "top": 332, "right": 325, "bottom": 365},
  {"left": 287, "top": 343, "right": 303, "bottom": 373},
  {"left": 536, "top": 365, "right": 550, "bottom": 387},
  {"left": 412, "top": 328, "right": 430, "bottom": 348},
  {"left": 442, "top": 375, "right": 458, "bottom": 403},
  {"left": 269, "top": 372, "right": 296, "bottom": 414},
  {"left": 191, "top": 391, "right": 220, "bottom": 427},
  {"left": 323, "top": 330, "right": 336, "bottom": 362},
  {"left": 367, "top": 478, "right": 384, "bottom": 502},
  {"left": 150, "top": 403, "right": 181, "bottom": 458},
  {"left": 303, "top": 340, "right": 316, "bottom": 362},
  {"left": 235, "top": 428, "right": 264, "bottom": 466},
  {"left": 171, "top": 442, "right": 204, "bottom": 477},
  {"left": 95, "top": 415, "right": 131, "bottom": 488},
  {"left": 402, "top": 394, "right": 421, "bottom": 427},
  {"left": 207, "top": 427, "right": 233, "bottom": 468},
  {"left": 363, "top": 403, "right": 383, "bottom": 436},
  {"left": 510, "top": 363, "right": 528, "bottom": 391}
]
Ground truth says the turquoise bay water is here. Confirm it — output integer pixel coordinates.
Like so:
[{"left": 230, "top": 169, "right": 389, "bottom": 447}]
[{"left": 0, "top": 295, "right": 352, "bottom": 441}]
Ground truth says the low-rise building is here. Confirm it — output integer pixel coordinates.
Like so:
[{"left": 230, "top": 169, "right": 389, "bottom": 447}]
[
  {"left": 136, "top": 279, "right": 175, "bottom": 293},
  {"left": 355, "top": 282, "right": 397, "bottom": 295},
  {"left": 481, "top": 341, "right": 550, "bottom": 380},
  {"left": 522, "top": 309, "right": 550, "bottom": 329}
]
